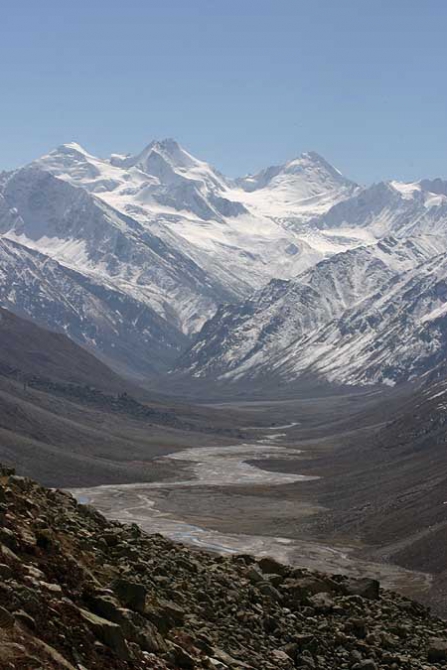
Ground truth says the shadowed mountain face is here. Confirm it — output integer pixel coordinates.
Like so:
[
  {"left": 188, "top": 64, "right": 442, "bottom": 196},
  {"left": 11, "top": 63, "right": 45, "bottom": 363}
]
[
  {"left": 0, "top": 306, "right": 128, "bottom": 391},
  {"left": 0, "top": 308, "right": 242, "bottom": 488},
  {"left": 273, "top": 374, "right": 447, "bottom": 616},
  {"left": 360, "top": 376, "right": 447, "bottom": 613}
]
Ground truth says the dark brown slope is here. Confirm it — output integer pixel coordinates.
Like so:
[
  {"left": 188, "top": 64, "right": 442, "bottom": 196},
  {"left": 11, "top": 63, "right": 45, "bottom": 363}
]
[
  {"left": 0, "top": 307, "right": 127, "bottom": 392},
  {"left": 268, "top": 379, "right": 447, "bottom": 616},
  {"left": 0, "top": 309, "right": 239, "bottom": 488},
  {"left": 1, "top": 464, "right": 447, "bottom": 670}
]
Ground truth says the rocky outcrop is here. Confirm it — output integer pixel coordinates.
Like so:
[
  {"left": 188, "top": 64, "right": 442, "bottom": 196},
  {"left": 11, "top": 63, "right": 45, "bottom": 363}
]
[{"left": 0, "top": 464, "right": 446, "bottom": 669}]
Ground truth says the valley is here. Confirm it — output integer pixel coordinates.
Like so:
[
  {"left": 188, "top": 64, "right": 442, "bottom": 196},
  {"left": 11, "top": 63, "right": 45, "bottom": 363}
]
[
  {"left": 69, "top": 389, "right": 445, "bottom": 616},
  {"left": 3, "top": 6, "right": 447, "bottom": 667},
  {"left": 1, "top": 137, "right": 447, "bottom": 649}
]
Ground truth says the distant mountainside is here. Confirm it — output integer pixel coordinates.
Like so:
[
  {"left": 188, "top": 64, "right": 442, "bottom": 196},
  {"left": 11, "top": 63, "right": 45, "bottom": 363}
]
[
  {"left": 179, "top": 235, "right": 447, "bottom": 386},
  {"left": 0, "top": 308, "right": 239, "bottom": 487},
  {"left": 0, "top": 306, "right": 126, "bottom": 391},
  {"left": 1, "top": 139, "right": 447, "bottom": 386}
]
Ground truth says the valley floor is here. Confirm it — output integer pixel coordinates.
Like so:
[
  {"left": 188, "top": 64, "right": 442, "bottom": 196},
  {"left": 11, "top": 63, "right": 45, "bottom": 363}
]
[{"left": 69, "top": 388, "right": 447, "bottom": 619}]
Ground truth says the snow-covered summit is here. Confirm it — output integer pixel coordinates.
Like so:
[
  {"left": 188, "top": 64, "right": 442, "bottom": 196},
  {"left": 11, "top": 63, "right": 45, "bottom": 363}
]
[{"left": 235, "top": 150, "right": 358, "bottom": 223}]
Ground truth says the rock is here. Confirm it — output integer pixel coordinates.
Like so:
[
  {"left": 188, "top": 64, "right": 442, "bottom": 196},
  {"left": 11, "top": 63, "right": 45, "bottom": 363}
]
[
  {"left": 294, "top": 634, "right": 319, "bottom": 654},
  {"left": 270, "top": 649, "right": 294, "bottom": 667},
  {"left": 427, "top": 637, "right": 447, "bottom": 662},
  {"left": 212, "top": 648, "right": 247, "bottom": 668},
  {"left": 345, "top": 577, "right": 380, "bottom": 600},
  {"left": 0, "top": 563, "right": 12, "bottom": 578},
  {"left": 113, "top": 577, "right": 147, "bottom": 613},
  {"left": 159, "top": 598, "right": 185, "bottom": 625},
  {"left": 257, "top": 556, "right": 288, "bottom": 576},
  {"left": 259, "top": 581, "right": 282, "bottom": 602},
  {"left": 79, "top": 608, "right": 130, "bottom": 660},
  {"left": 282, "top": 576, "right": 336, "bottom": 604},
  {"left": 344, "top": 617, "right": 367, "bottom": 639},
  {"left": 135, "top": 619, "right": 166, "bottom": 654},
  {"left": 206, "top": 659, "right": 228, "bottom": 670},
  {"left": 101, "top": 532, "right": 120, "bottom": 547},
  {"left": 308, "top": 592, "right": 334, "bottom": 613},
  {"left": 0, "top": 605, "right": 14, "bottom": 629},
  {"left": 39, "top": 580, "right": 63, "bottom": 595},
  {"left": 169, "top": 642, "right": 195, "bottom": 668},
  {"left": 352, "top": 661, "right": 377, "bottom": 670},
  {"left": 265, "top": 573, "right": 283, "bottom": 588},
  {"left": 247, "top": 566, "right": 263, "bottom": 583},
  {"left": 14, "top": 610, "right": 36, "bottom": 630},
  {"left": 88, "top": 593, "right": 126, "bottom": 623}
]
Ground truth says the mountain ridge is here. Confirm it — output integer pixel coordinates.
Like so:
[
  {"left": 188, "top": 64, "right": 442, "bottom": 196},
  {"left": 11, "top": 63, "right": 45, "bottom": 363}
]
[{"left": 1, "top": 138, "right": 447, "bottom": 387}]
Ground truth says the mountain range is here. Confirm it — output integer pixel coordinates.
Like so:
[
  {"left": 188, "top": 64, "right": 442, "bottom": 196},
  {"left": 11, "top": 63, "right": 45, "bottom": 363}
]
[{"left": 1, "top": 139, "right": 447, "bottom": 387}]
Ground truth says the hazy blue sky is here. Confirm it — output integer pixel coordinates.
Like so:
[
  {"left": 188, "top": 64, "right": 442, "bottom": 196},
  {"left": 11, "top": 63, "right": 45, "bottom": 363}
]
[{"left": 1, "top": 0, "right": 446, "bottom": 183}]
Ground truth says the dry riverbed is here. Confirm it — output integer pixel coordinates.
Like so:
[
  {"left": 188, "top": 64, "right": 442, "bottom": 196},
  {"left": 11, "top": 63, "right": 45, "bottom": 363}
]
[{"left": 71, "top": 422, "right": 432, "bottom": 603}]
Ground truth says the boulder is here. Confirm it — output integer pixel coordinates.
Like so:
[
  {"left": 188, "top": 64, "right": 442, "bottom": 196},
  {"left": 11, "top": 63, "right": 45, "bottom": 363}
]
[
  {"left": 427, "top": 637, "right": 447, "bottom": 662},
  {"left": 79, "top": 608, "right": 130, "bottom": 660},
  {"left": 345, "top": 578, "right": 380, "bottom": 600},
  {"left": 169, "top": 643, "right": 195, "bottom": 668},
  {"left": 282, "top": 576, "right": 337, "bottom": 604},
  {"left": 308, "top": 592, "right": 335, "bottom": 613},
  {"left": 352, "top": 661, "right": 377, "bottom": 670},
  {"left": 257, "top": 556, "right": 288, "bottom": 576},
  {"left": 0, "top": 605, "right": 14, "bottom": 629},
  {"left": 113, "top": 577, "right": 147, "bottom": 613}
]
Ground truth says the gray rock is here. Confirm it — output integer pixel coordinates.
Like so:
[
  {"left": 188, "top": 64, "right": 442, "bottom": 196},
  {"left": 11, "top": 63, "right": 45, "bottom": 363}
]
[
  {"left": 79, "top": 608, "right": 130, "bottom": 660},
  {"left": 14, "top": 610, "right": 36, "bottom": 630},
  {"left": 352, "top": 661, "right": 377, "bottom": 670},
  {"left": 113, "top": 577, "right": 147, "bottom": 613},
  {"left": 0, "top": 605, "right": 14, "bottom": 629},
  {"left": 427, "top": 637, "right": 447, "bottom": 662},
  {"left": 308, "top": 592, "right": 335, "bottom": 613},
  {"left": 345, "top": 578, "right": 380, "bottom": 600},
  {"left": 257, "top": 557, "right": 287, "bottom": 576}
]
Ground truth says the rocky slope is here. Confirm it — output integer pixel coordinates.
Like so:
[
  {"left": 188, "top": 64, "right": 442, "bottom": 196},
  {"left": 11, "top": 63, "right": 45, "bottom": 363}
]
[
  {"left": 1, "top": 464, "right": 447, "bottom": 669},
  {"left": 0, "top": 306, "right": 128, "bottom": 392}
]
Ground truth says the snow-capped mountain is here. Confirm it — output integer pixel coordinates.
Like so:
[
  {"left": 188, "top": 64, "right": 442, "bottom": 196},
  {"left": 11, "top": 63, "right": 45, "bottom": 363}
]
[
  {"left": 1, "top": 138, "right": 447, "bottom": 385},
  {"left": 236, "top": 150, "right": 358, "bottom": 224},
  {"left": 33, "top": 140, "right": 366, "bottom": 294},
  {"left": 316, "top": 178, "right": 447, "bottom": 238},
  {"left": 0, "top": 236, "right": 187, "bottom": 377},
  {"left": 179, "top": 236, "right": 447, "bottom": 385},
  {"left": 0, "top": 162, "right": 235, "bottom": 375},
  {"left": 295, "top": 251, "right": 447, "bottom": 386},
  {"left": 0, "top": 139, "right": 366, "bottom": 377}
]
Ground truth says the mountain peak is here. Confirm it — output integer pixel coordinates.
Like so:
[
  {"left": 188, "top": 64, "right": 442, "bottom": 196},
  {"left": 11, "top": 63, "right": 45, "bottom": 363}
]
[
  {"left": 285, "top": 150, "right": 347, "bottom": 180},
  {"left": 148, "top": 137, "right": 182, "bottom": 153},
  {"left": 54, "top": 141, "right": 91, "bottom": 157},
  {"left": 300, "top": 150, "right": 328, "bottom": 163},
  {"left": 237, "top": 150, "right": 355, "bottom": 194},
  {"left": 114, "top": 137, "right": 202, "bottom": 175}
]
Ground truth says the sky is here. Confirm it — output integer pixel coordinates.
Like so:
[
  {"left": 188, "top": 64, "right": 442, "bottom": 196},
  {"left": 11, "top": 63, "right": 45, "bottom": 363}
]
[{"left": 1, "top": 0, "right": 446, "bottom": 184}]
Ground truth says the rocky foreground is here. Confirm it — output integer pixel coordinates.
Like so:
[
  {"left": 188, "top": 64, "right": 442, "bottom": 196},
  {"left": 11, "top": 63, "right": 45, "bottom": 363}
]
[{"left": 0, "top": 466, "right": 446, "bottom": 669}]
